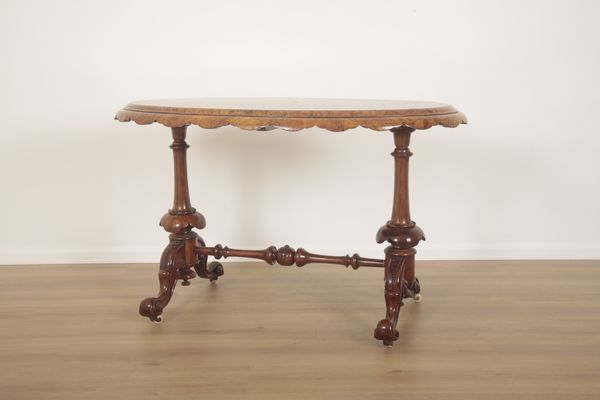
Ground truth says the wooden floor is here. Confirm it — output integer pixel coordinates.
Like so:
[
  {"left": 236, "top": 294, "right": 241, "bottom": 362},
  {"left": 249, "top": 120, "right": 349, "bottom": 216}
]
[{"left": 0, "top": 260, "right": 599, "bottom": 399}]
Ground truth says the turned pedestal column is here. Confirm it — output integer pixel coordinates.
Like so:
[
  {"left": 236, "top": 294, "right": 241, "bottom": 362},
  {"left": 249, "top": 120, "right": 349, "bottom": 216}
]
[
  {"left": 138, "top": 126, "right": 223, "bottom": 323},
  {"left": 373, "top": 126, "right": 425, "bottom": 346}
]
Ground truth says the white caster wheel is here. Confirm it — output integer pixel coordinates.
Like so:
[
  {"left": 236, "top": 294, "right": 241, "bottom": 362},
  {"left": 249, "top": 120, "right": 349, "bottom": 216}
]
[
  {"left": 153, "top": 315, "right": 163, "bottom": 324},
  {"left": 414, "top": 293, "right": 422, "bottom": 302}
]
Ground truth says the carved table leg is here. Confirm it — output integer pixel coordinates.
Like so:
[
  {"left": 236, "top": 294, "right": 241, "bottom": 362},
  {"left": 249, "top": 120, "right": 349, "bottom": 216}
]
[
  {"left": 139, "top": 236, "right": 186, "bottom": 322},
  {"left": 139, "top": 126, "right": 223, "bottom": 323},
  {"left": 374, "top": 127, "right": 425, "bottom": 346}
]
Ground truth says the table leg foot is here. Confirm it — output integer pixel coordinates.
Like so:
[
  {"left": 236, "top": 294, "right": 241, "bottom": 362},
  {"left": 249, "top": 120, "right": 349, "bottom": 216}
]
[
  {"left": 373, "top": 253, "right": 407, "bottom": 346},
  {"left": 139, "top": 239, "right": 186, "bottom": 323},
  {"left": 194, "top": 257, "right": 224, "bottom": 282},
  {"left": 404, "top": 277, "right": 422, "bottom": 302}
]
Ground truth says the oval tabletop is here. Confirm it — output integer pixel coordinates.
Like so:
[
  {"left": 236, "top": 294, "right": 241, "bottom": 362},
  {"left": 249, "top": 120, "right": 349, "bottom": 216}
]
[{"left": 115, "top": 98, "right": 467, "bottom": 132}]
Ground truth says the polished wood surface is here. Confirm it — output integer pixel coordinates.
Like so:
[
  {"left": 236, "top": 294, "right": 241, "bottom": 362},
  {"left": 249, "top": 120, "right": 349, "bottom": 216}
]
[
  {"left": 1, "top": 261, "right": 599, "bottom": 399},
  {"left": 116, "top": 97, "right": 467, "bottom": 131},
  {"left": 139, "top": 127, "right": 221, "bottom": 323},
  {"left": 195, "top": 243, "right": 384, "bottom": 268},
  {"left": 117, "top": 98, "right": 466, "bottom": 345},
  {"left": 127, "top": 125, "right": 424, "bottom": 344},
  {"left": 373, "top": 126, "right": 425, "bottom": 345}
]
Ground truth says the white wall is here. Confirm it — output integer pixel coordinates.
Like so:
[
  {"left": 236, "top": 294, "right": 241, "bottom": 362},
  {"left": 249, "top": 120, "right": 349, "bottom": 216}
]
[{"left": 1, "top": 0, "right": 599, "bottom": 264}]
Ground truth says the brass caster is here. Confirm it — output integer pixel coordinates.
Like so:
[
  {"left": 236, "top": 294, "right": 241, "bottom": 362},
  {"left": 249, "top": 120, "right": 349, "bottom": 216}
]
[
  {"left": 153, "top": 315, "right": 163, "bottom": 324},
  {"left": 414, "top": 293, "right": 422, "bottom": 302}
]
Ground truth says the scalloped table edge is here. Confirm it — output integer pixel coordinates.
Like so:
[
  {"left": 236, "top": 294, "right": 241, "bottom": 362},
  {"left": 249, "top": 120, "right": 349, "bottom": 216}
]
[{"left": 115, "top": 109, "right": 468, "bottom": 132}]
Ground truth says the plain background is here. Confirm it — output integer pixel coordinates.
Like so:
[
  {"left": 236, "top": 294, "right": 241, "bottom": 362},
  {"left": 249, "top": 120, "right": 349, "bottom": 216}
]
[{"left": 0, "top": 0, "right": 599, "bottom": 264}]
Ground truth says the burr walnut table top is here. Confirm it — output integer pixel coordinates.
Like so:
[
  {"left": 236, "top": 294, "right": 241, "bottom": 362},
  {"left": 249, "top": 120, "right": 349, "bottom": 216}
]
[{"left": 116, "top": 97, "right": 467, "bottom": 132}]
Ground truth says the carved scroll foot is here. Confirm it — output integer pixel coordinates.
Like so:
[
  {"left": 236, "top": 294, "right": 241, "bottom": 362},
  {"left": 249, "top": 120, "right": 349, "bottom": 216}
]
[
  {"left": 194, "top": 256, "right": 224, "bottom": 282},
  {"left": 193, "top": 237, "right": 225, "bottom": 282},
  {"left": 139, "top": 239, "right": 186, "bottom": 323},
  {"left": 374, "top": 251, "right": 408, "bottom": 346},
  {"left": 404, "top": 277, "right": 422, "bottom": 302}
]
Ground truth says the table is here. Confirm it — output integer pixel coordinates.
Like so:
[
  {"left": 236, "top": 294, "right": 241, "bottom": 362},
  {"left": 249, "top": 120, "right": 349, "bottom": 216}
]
[{"left": 115, "top": 98, "right": 467, "bottom": 346}]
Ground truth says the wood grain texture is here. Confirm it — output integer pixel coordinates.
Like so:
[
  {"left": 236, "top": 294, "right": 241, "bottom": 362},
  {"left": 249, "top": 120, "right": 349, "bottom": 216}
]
[
  {"left": 1, "top": 261, "right": 599, "bottom": 400},
  {"left": 115, "top": 97, "right": 467, "bottom": 132}
]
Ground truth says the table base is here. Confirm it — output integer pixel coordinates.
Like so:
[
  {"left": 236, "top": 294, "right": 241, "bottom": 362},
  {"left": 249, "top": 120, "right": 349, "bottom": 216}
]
[{"left": 138, "top": 126, "right": 424, "bottom": 347}]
